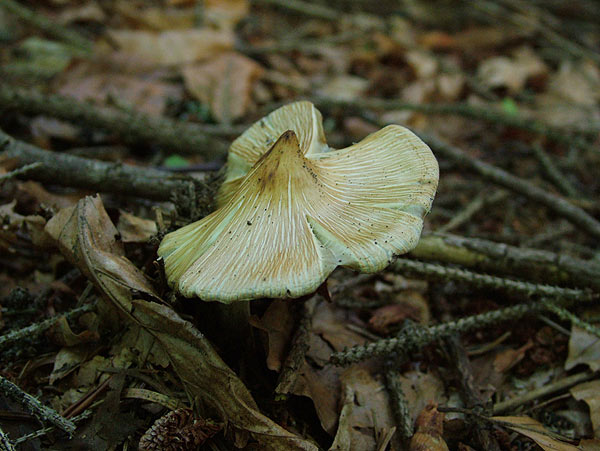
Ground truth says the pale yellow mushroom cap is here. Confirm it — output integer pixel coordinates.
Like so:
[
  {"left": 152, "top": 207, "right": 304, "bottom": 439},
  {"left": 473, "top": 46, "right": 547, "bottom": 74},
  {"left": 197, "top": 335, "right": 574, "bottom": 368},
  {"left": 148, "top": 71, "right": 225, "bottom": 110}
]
[{"left": 158, "top": 101, "right": 439, "bottom": 303}]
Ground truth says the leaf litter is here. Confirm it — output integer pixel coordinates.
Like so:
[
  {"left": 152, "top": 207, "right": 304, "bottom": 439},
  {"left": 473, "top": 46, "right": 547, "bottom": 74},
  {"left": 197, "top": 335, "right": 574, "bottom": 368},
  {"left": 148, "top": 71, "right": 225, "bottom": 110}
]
[{"left": 1, "top": 0, "right": 600, "bottom": 449}]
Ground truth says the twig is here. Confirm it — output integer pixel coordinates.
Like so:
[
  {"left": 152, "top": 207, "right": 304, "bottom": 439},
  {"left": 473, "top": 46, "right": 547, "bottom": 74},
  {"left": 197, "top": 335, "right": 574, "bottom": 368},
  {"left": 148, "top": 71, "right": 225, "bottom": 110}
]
[
  {"left": 0, "top": 162, "right": 43, "bottom": 184},
  {"left": 421, "top": 133, "right": 600, "bottom": 240},
  {"left": 314, "top": 96, "right": 600, "bottom": 142},
  {"left": 531, "top": 143, "right": 580, "bottom": 198},
  {"left": 438, "top": 190, "right": 508, "bottom": 233},
  {"left": 384, "top": 363, "right": 414, "bottom": 441},
  {"left": 492, "top": 371, "right": 596, "bottom": 414},
  {"left": 276, "top": 297, "right": 317, "bottom": 393},
  {"left": 442, "top": 335, "right": 501, "bottom": 450},
  {"left": 253, "top": 0, "right": 339, "bottom": 21},
  {"left": 0, "top": 85, "right": 228, "bottom": 157},
  {"left": 0, "top": 303, "right": 94, "bottom": 351},
  {"left": 542, "top": 300, "right": 600, "bottom": 338},
  {"left": 412, "top": 233, "right": 600, "bottom": 291},
  {"left": 0, "top": 129, "right": 219, "bottom": 214},
  {"left": 0, "top": 0, "right": 92, "bottom": 52},
  {"left": 473, "top": 0, "right": 600, "bottom": 64},
  {"left": 330, "top": 302, "right": 545, "bottom": 366},
  {"left": 13, "top": 410, "right": 92, "bottom": 446},
  {"left": 0, "top": 376, "right": 75, "bottom": 435},
  {"left": 237, "top": 32, "right": 357, "bottom": 55},
  {"left": 0, "top": 427, "right": 15, "bottom": 451},
  {"left": 392, "top": 259, "right": 596, "bottom": 302}
]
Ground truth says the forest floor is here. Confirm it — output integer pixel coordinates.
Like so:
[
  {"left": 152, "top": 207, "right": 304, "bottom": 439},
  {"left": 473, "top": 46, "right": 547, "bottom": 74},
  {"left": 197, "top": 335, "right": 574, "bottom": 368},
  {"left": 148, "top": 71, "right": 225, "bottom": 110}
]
[{"left": 1, "top": 0, "right": 600, "bottom": 450}]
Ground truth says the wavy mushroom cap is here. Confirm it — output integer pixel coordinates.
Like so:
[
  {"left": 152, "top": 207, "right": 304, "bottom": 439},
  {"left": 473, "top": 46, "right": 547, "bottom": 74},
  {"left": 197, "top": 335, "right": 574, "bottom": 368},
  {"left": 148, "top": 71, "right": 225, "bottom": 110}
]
[{"left": 158, "top": 102, "right": 439, "bottom": 303}]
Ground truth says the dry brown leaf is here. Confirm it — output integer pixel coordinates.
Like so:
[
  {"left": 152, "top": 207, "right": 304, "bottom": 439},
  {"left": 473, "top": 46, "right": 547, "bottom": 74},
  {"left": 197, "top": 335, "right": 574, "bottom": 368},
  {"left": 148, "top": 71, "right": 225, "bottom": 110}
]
[
  {"left": 565, "top": 326, "right": 600, "bottom": 372},
  {"left": 570, "top": 380, "right": 600, "bottom": 438},
  {"left": 113, "top": 3, "right": 196, "bottom": 30},
  {"left": 117, "top": 211, "right": 157, "bottom": 243},
  {"left": 317, "top": 76, "right": 369, "bottom": 101},
  {"left": 580, "top": 439, "right": 600, "bottom": 450},
  {"left": 47, "top": 316, "right": 99, "bottom": 347},
  {"left": 58, "top": 73, "right": 183, "bottom": 116},
  {"left": 57, "top": 1, "right": 106, "bottom": 24},
  {"left": 204, "top": 0, "right": 249, "bottom": 30},
  {"left": 477, "top": 46, "right": 547, "bottom": 94},
  {"left": 44, "top": 195, "right": 317, "bottom": 450},
  {"left": 534, "top": 61, "right": 600, "bottom": 127},
  {"left": 312, "top": 301, "right": 368, "bottom": 352},
  {"left": 107, "top": 29, "right": 234, "bottom": 66},
  {"left": 368, "top": 291, "right": 429, "bottom": 335},
  {"left": 330, "top": 367, "right": 397, "bottom": 451},
  {"left": 491, "top": 416, "right": 581, "bottom": 451},
  {"left": 396, "top": 371, "right": 446, "bottom": 425},
  {"left": 493, "top": 340, "right": 534, "bottom": 373},
  {"left": 182, "top": 52, "right": 263, "bottom": 123},
  {"left": 275, "top": 303, "right": 366, "bottom": 436},
  {"left": 249, "top": 299, "right": 295, "bottom": 372}
]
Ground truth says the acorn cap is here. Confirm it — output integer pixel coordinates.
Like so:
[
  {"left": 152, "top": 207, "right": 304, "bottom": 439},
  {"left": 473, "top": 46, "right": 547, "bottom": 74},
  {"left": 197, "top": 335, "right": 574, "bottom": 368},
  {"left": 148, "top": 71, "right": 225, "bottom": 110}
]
[{"left": 158, "top": 102, "right": 439, "bottom": 302}]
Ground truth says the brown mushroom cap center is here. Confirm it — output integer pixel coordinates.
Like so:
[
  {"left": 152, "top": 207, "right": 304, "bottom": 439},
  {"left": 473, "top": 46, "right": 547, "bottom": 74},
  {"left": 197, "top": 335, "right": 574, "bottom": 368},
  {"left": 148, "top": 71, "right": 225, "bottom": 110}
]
[{"left": 251, "top": 130, "right": 321, "bottom": 196}]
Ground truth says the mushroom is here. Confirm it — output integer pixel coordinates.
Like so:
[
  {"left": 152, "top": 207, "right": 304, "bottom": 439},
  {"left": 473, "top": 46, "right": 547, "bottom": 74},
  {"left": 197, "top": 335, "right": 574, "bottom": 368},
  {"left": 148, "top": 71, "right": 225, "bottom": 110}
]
[{"left": 158, "top": 101, "right": 438, "bottom": 303}]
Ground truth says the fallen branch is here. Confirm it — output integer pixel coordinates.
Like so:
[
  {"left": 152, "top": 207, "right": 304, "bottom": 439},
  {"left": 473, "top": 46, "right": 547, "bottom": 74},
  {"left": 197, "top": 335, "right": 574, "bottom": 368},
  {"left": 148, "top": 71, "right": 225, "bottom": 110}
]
[
  {"left": 330, "top": 303, "right": 545, "bottom": 366},
  {"left": 0, "top": 162, "right": 42, "bottom": 184},
  {"left": 0, "top": 0, "right": 93, "bottom": 52},
  {"left": 392, "top": 259, "right": 596, "bottom": 302},
  {"left": 0, "top": 129, "right": 218, "bottom": 215},
  {"left": 422, "top": 134, "right": 600, "bottom": 240},
  {"left": 0, "top": 426, "right": 15, "bottom": 451},
  {"left": 0, "top": 375, "right": 75, "bottom": 435},
  {"left": 314, "top": 96, "right": 599, "bottom": 144},
  {"left": 492, "top": 370, "right": 596, "bottom": 414},
  {"left": 0, "top": 85, "right": 228, "bottom": 158},
  {"left": 412, "top": 233, "right": 600, "bottom": 291},
  {"left": 0, "top": 303, "right": 94, "bottom": 352}
]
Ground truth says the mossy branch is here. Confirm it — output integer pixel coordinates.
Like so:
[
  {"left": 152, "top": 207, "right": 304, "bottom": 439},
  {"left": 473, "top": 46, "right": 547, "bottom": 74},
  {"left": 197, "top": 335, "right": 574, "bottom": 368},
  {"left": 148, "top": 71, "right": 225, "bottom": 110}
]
[
  {"left": 0, "top": 129, "right": 218, "bottom": 216},
  {"left": 1, "top": 0, "right": 93, "bottom": 52},
  {"left": 411, "top": 234, "right": 600, "bottom": 291},
  {"left": 0, "top": 303, "right": 94, "bottom": 351},
  {"left": 0, "top": 376, "right": 75, "bottom": 435},
  {"left": 330, "top": 303, "right": 545, "bottom": 366},
  {"left": 0, "top": 85, "right": 228, "bottom": 157},
  {"left": 421, "top": 133, "right": 600, "bottom": 240},
  {"left": 393, "top": 258, "right": 596, "bottom": 302}
]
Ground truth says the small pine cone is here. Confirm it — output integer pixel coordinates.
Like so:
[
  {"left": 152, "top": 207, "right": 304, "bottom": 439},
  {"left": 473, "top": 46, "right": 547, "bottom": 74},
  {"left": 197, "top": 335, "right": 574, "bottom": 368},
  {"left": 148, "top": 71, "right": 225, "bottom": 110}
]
[{"left": 139, "top": 408, "right": 221, "bottom": 451}]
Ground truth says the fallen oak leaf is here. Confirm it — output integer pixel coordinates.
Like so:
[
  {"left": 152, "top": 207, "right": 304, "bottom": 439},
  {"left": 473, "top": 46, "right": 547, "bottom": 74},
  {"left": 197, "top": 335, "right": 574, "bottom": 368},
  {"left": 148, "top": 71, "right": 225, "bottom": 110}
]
[
  {"left": 44, "top": 195, "right": 317, "bottom": 450},
  {"left": 490, "top": 416, "right": 582, "bottom": 451}
]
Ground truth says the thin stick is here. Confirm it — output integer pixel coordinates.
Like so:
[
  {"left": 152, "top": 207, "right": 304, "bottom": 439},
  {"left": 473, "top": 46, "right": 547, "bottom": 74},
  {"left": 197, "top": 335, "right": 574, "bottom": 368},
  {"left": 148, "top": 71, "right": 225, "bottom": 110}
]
[
  {"left": 0, "top": 129, "right": 209, "bottom": 204},
  {"left": 543, "top": 301, "right": 600, "bottom": 338},
  {"left": 0, "top": 85, "right": 228, "bottom": 157},
  {"left": 421, "top": 133, "right": 600, "bottom": 240},
  {"left": 412, "top": 233, "right": 600, "bottom": 291},
  {"left": 330, "top": 303, "right": 545, "bottom": 366},
  {"left": 492, "top": 371, "right": 596, "bottom": 414},
  {"left": 392, "top": 259, "right": 596, "bottom": 303},
  {"left": 531, "top": 143, "right": 579, "bottom": 198},
  {"left": 13, "top": 411, "right": 92, "bottom": 446},
  {"left": 314, "top": 96, "right": 599, "bottom": 142},
  {"left": 0, "top": 304, "right": 94, "bottom": 351},
  {"left": 253, "top": 0, "right": 339, "bottom": 21},
  {"left": 0, "top": 162, "right": 42, "bottom": 184},
  {"left": 0, "top": 426, "right": 15, "bottom": 451},
  {"left": 438, "top": 190, "right": 508, "bottom": 233},
  {"left": 0, "top": 0, "right": 92, "bottom": 52},
  {"left": 0, "top": 376, "right": 75, "bottom": 435}
]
